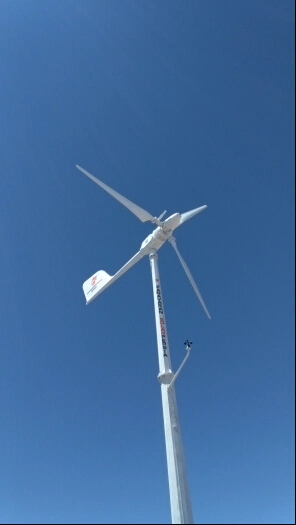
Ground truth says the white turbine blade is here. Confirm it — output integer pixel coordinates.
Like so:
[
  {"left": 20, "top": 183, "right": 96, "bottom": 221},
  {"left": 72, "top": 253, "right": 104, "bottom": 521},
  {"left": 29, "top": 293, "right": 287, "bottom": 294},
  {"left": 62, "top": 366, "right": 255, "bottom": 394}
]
[
  {"left": 170, "top": 238, "right": 211, "bottom": 319},
  {"left": 76, "top": 165, "right": 154, "bottom": 222},
  {"left": 157, "top": 210, "right": 167, "bottom": 221},
  {"left": 83, "top": 250, "right": 145, "bottom": 304},
  {"left": 179, "top": 205, "right": 207, "bottom": 225}
]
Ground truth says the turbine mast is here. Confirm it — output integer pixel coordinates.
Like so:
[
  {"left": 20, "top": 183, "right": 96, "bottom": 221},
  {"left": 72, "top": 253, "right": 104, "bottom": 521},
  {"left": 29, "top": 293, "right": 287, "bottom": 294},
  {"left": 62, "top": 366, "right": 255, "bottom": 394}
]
[{"left": 149, "top": 251, "right": 194, "bottom": 524}]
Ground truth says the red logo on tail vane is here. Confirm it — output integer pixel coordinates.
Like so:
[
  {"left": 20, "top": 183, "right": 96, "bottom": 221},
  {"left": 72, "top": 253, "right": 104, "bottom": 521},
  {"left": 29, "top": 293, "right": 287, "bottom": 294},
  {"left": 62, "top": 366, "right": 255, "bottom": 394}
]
[{"left": 91, "top": 276, "right": 97, "bottom": 286}]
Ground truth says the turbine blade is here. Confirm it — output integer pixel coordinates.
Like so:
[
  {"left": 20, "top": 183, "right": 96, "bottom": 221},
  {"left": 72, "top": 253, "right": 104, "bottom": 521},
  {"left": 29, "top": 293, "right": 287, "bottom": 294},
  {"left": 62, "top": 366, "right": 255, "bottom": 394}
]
[
  {"left": 179, "top": 205, "right": 207, "bottom": 225},
  {"left": 76, "top": 165, "right": 155, "bottom": 223},
  {"left": 83, "top": 250, "right": 145, "bottom": 304},
  {"left": 157, "top": 210, "right": 167, "bottom": 221},
  {"left": 169, "top": 238, "right": 211, "bottom": 319}
]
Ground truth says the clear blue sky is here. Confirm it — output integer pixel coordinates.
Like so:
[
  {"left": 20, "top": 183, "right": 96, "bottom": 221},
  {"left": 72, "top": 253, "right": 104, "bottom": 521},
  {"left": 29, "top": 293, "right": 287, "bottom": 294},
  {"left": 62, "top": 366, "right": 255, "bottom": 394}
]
[{"left": 0, "top": 1, "right": 294, "bottom": 524}]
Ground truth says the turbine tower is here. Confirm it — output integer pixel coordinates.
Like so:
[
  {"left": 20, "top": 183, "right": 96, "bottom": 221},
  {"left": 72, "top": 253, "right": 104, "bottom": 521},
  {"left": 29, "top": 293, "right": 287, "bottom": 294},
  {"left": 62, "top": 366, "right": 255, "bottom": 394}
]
[{"left": 76, "top": 165, "right": 211, "bottom": 524}]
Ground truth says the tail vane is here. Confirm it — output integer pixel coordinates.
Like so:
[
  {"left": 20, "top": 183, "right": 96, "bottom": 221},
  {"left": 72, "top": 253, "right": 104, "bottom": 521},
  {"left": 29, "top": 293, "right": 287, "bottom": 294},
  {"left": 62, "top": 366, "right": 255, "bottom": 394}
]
[
  {"left": 82, "top": 250, "right": 145, "bottom": 305},
  {"left": 83, "top": 270, "right": 113, "bottom": 304}
]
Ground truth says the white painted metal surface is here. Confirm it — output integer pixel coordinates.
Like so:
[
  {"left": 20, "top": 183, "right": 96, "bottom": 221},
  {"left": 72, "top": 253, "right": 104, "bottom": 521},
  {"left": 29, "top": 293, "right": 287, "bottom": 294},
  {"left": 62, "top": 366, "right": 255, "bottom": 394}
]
[{"left": 150, "top": 251, "right": 194, "bottom": 524}]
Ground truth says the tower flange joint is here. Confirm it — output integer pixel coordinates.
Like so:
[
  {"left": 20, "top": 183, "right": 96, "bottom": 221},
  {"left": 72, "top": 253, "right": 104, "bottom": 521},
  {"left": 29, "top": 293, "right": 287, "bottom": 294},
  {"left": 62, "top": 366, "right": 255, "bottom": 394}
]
[{"left": 157, "top": 370, "right": 174, "bottom": 385}]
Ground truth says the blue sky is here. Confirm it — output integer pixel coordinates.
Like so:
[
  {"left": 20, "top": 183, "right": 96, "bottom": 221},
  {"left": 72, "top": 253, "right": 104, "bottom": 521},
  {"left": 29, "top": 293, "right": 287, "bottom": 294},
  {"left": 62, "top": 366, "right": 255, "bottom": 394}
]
[{"left": 0, "top": 1, "right": 294, "bottom": 523}]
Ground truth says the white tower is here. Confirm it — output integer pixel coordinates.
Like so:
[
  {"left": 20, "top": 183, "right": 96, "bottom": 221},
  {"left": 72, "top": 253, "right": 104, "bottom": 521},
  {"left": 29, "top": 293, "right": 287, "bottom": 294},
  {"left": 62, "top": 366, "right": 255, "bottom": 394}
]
[{"left": 150, "top": 251, "right": 193, "bottom": 524}]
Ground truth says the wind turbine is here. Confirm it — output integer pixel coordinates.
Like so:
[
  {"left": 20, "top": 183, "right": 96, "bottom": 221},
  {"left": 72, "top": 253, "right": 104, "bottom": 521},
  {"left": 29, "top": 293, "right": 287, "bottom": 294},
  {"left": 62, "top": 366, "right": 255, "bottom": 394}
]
[{"left": 76, "top": 165, "right": 211, "bottom": 524}]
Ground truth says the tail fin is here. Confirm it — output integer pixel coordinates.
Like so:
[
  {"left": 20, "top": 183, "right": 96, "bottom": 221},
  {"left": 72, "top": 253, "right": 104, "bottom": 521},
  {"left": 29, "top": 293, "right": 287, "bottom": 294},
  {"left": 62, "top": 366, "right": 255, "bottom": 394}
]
[
  {"left": 83, "top": 270, "right": 114, "bottom": 304},
  {"left": 82, "top": 250, "right": 144, "bottom": 305}
]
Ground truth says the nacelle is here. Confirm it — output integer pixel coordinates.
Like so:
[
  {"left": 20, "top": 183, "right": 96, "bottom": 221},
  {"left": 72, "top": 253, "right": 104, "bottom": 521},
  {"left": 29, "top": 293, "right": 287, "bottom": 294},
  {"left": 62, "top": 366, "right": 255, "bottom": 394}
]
[
  {"left": 140, "top": 227, "right": 168, "bottom": 252},
  {"left": 140, "top": 233, "right": 153, "bottom": 250}
]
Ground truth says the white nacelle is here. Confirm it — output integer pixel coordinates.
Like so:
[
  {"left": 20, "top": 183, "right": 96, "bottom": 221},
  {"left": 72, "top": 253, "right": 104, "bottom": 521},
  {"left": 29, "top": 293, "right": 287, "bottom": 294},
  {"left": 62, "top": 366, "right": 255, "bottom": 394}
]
[
  {"left": 140, "top": 227, "right": 168, "bottom": 252},
  {"left": 140, "top": 214, "right": 181, "bottom": 253},
  {"left": 140, "top": 233, "right": 153, "bottom": 250}
]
